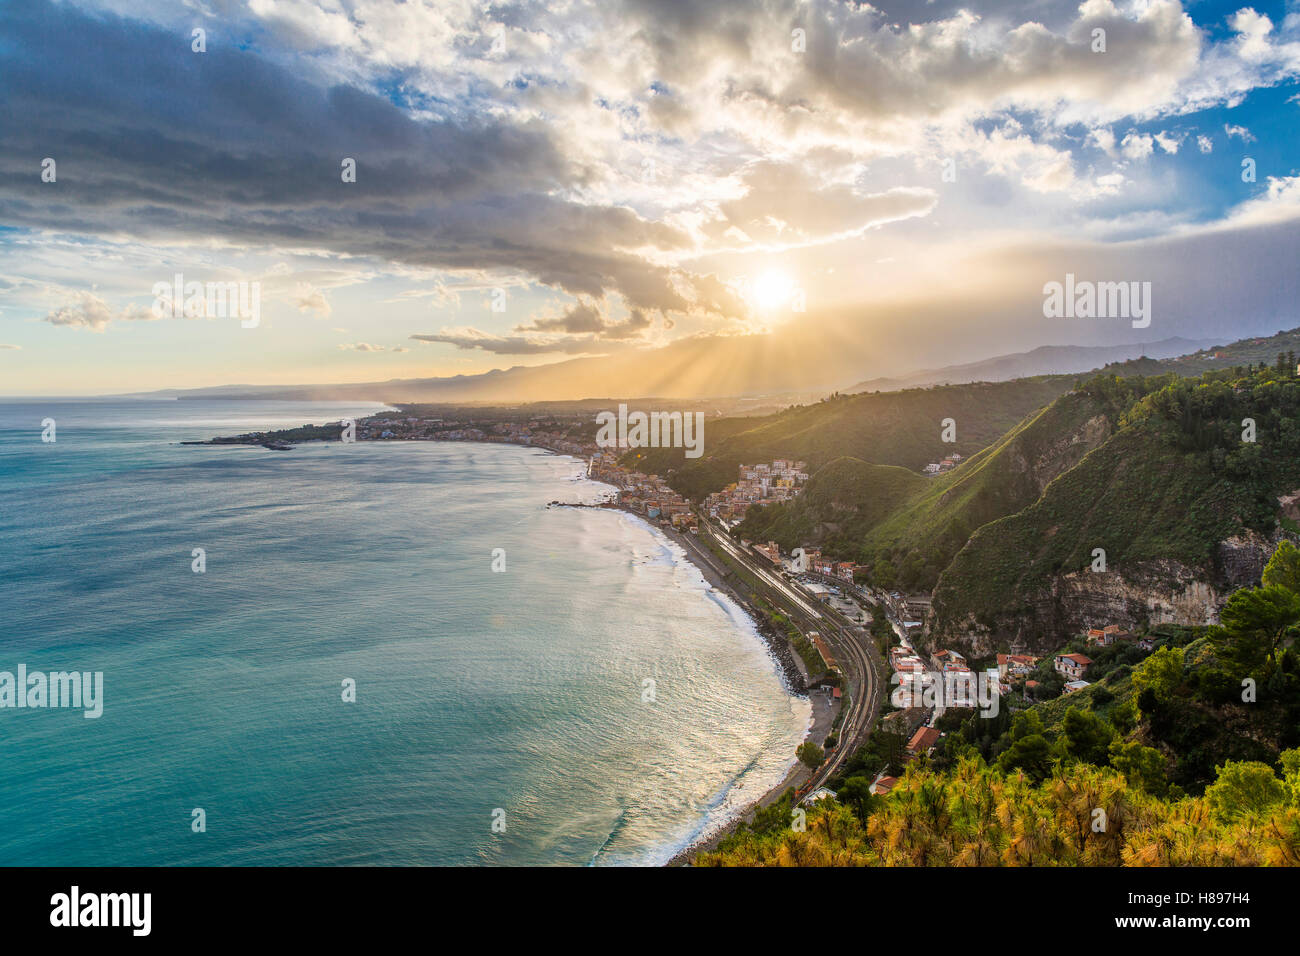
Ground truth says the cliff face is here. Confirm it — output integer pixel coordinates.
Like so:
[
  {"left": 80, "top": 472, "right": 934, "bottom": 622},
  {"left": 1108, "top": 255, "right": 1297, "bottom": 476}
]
[
  {"left": 1022, "top": 413, "right": 1112, "bottom": 498},
  {"left": 915, "top": 369, "right": 1300, "bottom": 660},
  {"left": 929, "top": 528, "right": 1289, "bottom": 658}
]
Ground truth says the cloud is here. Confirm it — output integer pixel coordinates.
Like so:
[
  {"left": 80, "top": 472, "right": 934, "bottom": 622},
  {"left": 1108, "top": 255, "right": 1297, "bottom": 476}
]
[
  {"left": 1088, "top": 128, "right": 1118, "bottom": 156},
  {"left": 1153, "top": 130, "right": 1185, "bottom": 154},
  {"left": 1224, "top": 123, "right": 1256, "bottom": 143},
  {"left": 338, "top": 342, "right": 386, "bottom": 351},
  {"left": 295, "top": 287, "right": 331, "bottom": 317},
  {"left": 41, "top": 293, "right": 154, "bottom": 332},
  {"left": 0, "top": 1, "right": 715, "bottom": 317},
  {"left": 1121, "top": 132, "right": 1155, "bottom": 160},
  {"left": 5, "top": 0, "right": 1300, "bottom": 387},
  {"left": 701, "top": 162, "right": 936, "bottom": 249},
  {"left": 512, "top": 300, "right": 657, "bottom": 342},
  {"left": 0, "top": 344, "right": 21, "bottom": 350},
  {"left": 411, "top": 323, "right": 640, "bottom": 356}
]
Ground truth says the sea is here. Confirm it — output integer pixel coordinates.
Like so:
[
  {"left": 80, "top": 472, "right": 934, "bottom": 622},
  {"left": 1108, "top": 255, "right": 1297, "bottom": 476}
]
[{"left": 0, "top": 399, "right": 810, "bottom": 865}]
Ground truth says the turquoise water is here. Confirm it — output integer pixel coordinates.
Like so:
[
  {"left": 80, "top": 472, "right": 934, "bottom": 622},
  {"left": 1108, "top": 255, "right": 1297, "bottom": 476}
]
[{"left": 0, "top": 400, "right": 809, "bottom": 865}]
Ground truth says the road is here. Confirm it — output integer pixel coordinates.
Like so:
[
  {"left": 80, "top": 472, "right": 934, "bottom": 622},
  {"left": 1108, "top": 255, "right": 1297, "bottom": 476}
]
[{"left": 693, "top": 517, "right": 885, "bottom": 793}]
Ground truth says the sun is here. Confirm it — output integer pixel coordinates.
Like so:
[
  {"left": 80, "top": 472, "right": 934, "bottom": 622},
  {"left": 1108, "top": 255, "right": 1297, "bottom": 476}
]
[{"left": 748, "top": 269, "right": 797, "bottom": 312}]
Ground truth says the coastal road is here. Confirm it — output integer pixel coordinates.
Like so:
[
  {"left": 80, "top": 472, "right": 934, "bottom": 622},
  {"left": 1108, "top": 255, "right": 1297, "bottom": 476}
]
[{"left": 694, "top": 518, "right": 883, "bottom": 794}]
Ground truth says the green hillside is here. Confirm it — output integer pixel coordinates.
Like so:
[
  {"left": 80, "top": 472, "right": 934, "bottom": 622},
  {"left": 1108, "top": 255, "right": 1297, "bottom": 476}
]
[
  {"left": 734, "top": 456, "right": 927, "bottom": 554},
  {"left": 633, "top": 328, "right": 1300, "bottom": 504},
  {"left": 930, "top": 364, "right": 1300, "bottom": 646},
  {"left": 630, "top": 377, "right": 1075, "bottom": 500},
  {"left": 735, "top": 381, "right": 1165, "bottom": 591},
  {"left": 1102, "top": 327, "right": 1300, "bottom": 380}
]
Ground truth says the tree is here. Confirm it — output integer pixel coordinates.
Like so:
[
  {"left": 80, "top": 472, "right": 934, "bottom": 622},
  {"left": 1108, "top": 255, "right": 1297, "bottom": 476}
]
[
  {"left": 1109, "top": 739, "right": 1169, "bottom": 796},
  {"left": 1281, "top": 748, "right": 1300, "bottom": 806},
  {"left": 1211, "top": 584, "right": 1300, "bottom": 677},
  {"left": 1204, "top": 760, "right": 1287, "bottom": 824},
  {"left": 797, "top": 742, "right": 825, "bottom": 768},
  {"left": 996, "top": 734, "right": 1054, "bottom": 783},
  {"left": 1010, "top": 709, "right": 1044, "bottom": 741},
  {"left": 1263, "top": 540, "right": 1300, "bottom": 595},
  {"left": 836, "top": 776, "right": 879, "bottom": 824},
  {"left": 1132, "top": 645, "right": 1184, "bottom": 708},
  {"left": 1061, "top": 706, "right": 1115, "bottom": 766}
]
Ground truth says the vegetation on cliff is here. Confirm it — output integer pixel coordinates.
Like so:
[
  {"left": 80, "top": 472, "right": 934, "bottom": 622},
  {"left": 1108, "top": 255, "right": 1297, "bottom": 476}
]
[
  {"left": 931, "top": 363, "right": 1300, "bottom": 643},
  {"left": 633, "top": 377, "right": 1073, "bottom": 500},
  {"left": 700, "top": 541, "right": 1300, "bottom": 865},
  {"left": 696, "top": 755, "right": 1300, "bottom": 866}
]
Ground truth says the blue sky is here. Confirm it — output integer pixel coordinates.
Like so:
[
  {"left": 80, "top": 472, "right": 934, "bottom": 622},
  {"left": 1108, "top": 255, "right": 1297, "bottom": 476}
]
[{"left": 1, "top": 0, "right": 1298, "bottom": 395}]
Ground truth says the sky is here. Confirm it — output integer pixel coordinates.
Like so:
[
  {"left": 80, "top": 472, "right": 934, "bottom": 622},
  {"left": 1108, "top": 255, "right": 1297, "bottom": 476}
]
[{"left": 1, "top": 0, "right": 1298, "bottom": 396}]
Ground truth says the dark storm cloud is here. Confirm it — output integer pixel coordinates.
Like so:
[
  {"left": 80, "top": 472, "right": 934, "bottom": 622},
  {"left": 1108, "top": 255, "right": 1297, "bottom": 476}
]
[
  {"left": 514, "top": 301, "right": 655, "bottom": 338},
  {"left": 0, "top": 0, "right": 695, "bottom": 311},
  {"left": 410, "top": 328, "right": 636, "bottom": 355},
  {"left": 411, "top": 300, "right": 657, "bottom": 356}
]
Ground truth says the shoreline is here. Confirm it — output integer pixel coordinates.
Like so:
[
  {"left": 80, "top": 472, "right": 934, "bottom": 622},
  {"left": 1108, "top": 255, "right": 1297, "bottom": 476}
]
[
  {"left": 192, "top": 433, "right": 821, "bottom": 866},
  {"left": 548, "top": 488, "right": 820, "bottom": 867}
]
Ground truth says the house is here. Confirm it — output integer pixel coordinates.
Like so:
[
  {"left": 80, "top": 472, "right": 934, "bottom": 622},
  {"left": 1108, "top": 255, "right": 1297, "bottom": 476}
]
[
  {"left": 1137, "top": 637, "right": 1156, "bottom": 651},
  {"left": 832, "top": 686, "right": 843, "bottom": 701},
  {"left": 1064, "top": 679, "right": 1091, "bottom": 694},
  {"left": 904, "top": 595, "right": 933, "bottom": 619},
  {"left": 810, "top": 632, "right": 838, "bottom": 671},
  {"left": 803, "top": 787, "right": 837, "bottom": 806},
  {"left": 891, "top": 652, "right": 926, "bottom": 674},
  {"left": 871, "top": 775, "right": 899, "bottom": 796},
  {"left": 1103, "top": 624, "right": 1134, "bottom": 642},
  {"left": 932, "top": 649, "right": 967, "bottom": 672},
  {"left": 906, "top": 726, "right": 942, "bottom": 756},
  {"left": 997, "top": 653, "right": 1038, "bottom": 679},
  {"left": 1088, "top": 624, "right": 1133, "bottom": 646},
  {"left": 1024, "top": 679, "right": 1041, "bottom": 699},
  {"left": 1054, "top": 653, "right": 1092, "bottom": 680},
  {"left": 803, "top": 581, "right": 832, "bottom": 601},
  {"left": 881, "top": 707, "right": 929, "bottom": 740}
]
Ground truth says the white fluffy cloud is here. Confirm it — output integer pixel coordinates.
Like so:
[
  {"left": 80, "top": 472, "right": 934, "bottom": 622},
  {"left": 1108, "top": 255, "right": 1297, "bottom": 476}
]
[{"left": 41, "top": 293, "right": 155, "bottom": 332}]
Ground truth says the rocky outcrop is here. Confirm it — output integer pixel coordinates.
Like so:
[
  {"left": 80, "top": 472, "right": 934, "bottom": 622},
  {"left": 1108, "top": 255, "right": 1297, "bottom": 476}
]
[
  {"left": 1024, "top": 413, "right": 1112, "bottom": 496},
  {"left": 930, "top": 532, "right": 1291, "bottom": 658},
  {"left": 1217, "top": 528, "right": 1288, "bottom": 588}
]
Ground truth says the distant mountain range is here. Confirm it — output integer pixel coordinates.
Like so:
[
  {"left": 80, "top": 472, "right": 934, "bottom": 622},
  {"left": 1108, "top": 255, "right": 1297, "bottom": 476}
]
[
  {"left": 120, "top": 331, "right": 1218, "bottom": 405},
  {"left": 845, "top": 338, "right": 1217, "bottom": 393}
]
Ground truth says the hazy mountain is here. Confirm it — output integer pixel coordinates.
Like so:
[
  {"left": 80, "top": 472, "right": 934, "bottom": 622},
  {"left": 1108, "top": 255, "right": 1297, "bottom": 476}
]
[
  {"left": 123, "top": 331, "right": 868, "bottom": 404},
  {"left": 120, "top": 331, "right": 1220, "bottom": 405},
  {"left": 845, "top": 338, "right": 1216, "bottom": 393}
]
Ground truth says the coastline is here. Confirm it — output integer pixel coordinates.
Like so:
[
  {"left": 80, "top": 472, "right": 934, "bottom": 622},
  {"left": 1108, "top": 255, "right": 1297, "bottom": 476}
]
[
  {"left": 551, "top": 469, "right": 819, "bottom": 867},
  {"left": 191, "top": 432, "right": 821, "bottom": 865}
]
